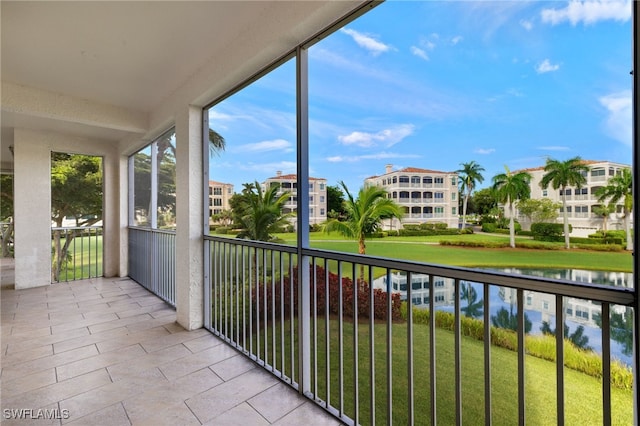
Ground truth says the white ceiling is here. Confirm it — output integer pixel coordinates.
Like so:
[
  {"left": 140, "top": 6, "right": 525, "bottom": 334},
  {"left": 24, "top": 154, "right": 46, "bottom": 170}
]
[{"left": 1, "top": 0, "right": 366, "bottom": 168}]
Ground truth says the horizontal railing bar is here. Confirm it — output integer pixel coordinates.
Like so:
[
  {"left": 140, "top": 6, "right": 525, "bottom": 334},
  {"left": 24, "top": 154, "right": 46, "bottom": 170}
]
[
  {"left": 206, "top": 235, "right": 298, "bottom": 254},
  {"left": 52, "top": 226, "right": 103, "bottom": 231},
  {"left": 127, "top": 226, "right": 176, "bottom": 235},
  {"left": 301, "top": 247, "right": 635, "bottom": 306}
]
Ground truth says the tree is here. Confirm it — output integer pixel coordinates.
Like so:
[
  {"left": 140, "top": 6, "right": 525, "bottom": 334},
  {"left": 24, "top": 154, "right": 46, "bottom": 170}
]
[
  {"left": 539, "top": 157, "right": 589, "bottom": 249},
  {"left": 596, "top": 168, "right": 633, "bottom": 251},
  {"left": 0, "top": 173, "right": 14, "bottom": 257},
  {"left": 594, "top": 308, "right": 633, "bottom": 357},
  {"left": 51, "top": 153, "right": 103, "bottom": 281},
  {"left": 457, "top": 161, "right": 485, "bottom": 229},
  {"left": 326, "top": 184, "right": 347, "bottom": 220},
  {"left": 492, "top": 166, "right": 531, "bottom": 248},
  {"left": 516, "top": 198, "right": 560, "bottom": 230},
  {"left": 324, "top": 181, "right": 403, "bottom": 256},
  {"left": 232, "top": 181, "right": 290, "bottom": 242},
  {"left": 212, "top": 209, "right": 233, "bottom": 227},
  {"left": 472, "top": 187, "right": 498, "bottom": 216},
  {"left": 592, "top": 203, "right": 616, "bottom": 232}
]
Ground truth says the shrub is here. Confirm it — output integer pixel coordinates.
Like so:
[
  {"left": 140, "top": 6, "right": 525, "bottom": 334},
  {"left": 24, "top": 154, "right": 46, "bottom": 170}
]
[
  {"left": 531, "top": 222, "right": 569, "bottom": 241},
  {"left": 574, "top": 244, "right": 624, "bottom": 252},
  {"left": 514, "top": 241, "right": 561, "bottom": 250},
  {"left": 387, "top": 230, "right": 399, "bottom": 237},
  {"left": 518, "top": 230, "right": 534, "bottom": 237},
  {"left": 216, "top": 226, "right": 230, "bottom": 234},
  {"left": 459, "top": 227, "right": 474, "bottom": 234},
  {"left": 439, "top": 240, "right": 509, "bottom": 248},
  {"left": 481, "top": 223, "right": 497, "bottom": 233},
  {"left": 251, "top": 265, "right": 402, "bottom": 323}
]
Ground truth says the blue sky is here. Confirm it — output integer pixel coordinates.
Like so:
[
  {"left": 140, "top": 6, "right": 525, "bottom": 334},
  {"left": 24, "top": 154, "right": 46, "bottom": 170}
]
[{"left": 208, "top": 0, "right": 633, "bottom": 193}]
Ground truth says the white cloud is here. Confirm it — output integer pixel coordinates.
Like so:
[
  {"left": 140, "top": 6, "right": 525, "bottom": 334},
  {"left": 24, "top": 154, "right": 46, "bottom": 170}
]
[
  {"left": 239, "top": 161, "right": 296, "bottom": 174},
  {"left": 340, "top": 28, "right": 392, "bottom": 55},
  {"left": 410, "top": 46, "right": 429, "bottom": 61},
  {"left": 537, "top": 146, "right": 570, "bottom": 151},
  {"left": 338, "top": 124, "right": 415, "bottom": 148},
  {"left": 599, "top": 90, "right": 632, "bottom": 145},
  {"left": 327, "top": 152, "right": 421, "bottom": 163},
  {"left": 535, "top": 59, "right": 560, "bottom": 74},
  {"left": 451, "top": 35, "right": 463, "bottom": 45},
  {"left": 232, "top": 139, "right": 293, "bottom": 153},
  {"left": 474, "top": 148, "right": 495, "bottom": 155},
  {"left": 541, "top": 0, "right": 631, "bottom": 26},
  {"left": 519, "top": 19, "right": 534, "bottom": 30}
]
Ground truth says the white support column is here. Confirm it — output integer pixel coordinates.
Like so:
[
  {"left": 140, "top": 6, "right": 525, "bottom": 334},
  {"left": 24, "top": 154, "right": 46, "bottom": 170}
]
[
  {"left": 175, "top": 105, "right": 204, "bottom": 330},
  {"left": 101, "top": 152, "right": 120, "bottom": 277},
  {"left": 13, "top": 129, "right": 52, "bottom": 289}
]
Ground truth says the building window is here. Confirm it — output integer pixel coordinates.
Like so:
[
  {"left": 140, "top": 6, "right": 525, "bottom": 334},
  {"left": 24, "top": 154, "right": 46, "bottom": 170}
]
[
  {"left": 320, "top": 196, "right": 325, "bottom": 203},
  {"left": 434, "top": 177, "right": 444, "bottom": 184},
  {"left": 591, "top": 168, "right": 605, "bottom": 177},
  {"left": 320, "top": 208, "right": 325, "bottom": 215},
  {"left": 213, "top": 187, "right": 222, "bottom": 195},
  {"left": 213, "top": 199, "right": 222, "bottom": 206},
  {"left": 309, "top": 196, "right": 314, "bottom": 202},
  {"left": 434, "top": 192, "right": 444, "bottom": 199},
  {"left": 451, "top": 177, "right": 457, "bottom": 185},
  {"left": 542, "top": 189, "right": 548, "bottom": 197},
  {"left": 399, "top": 176, "right": 410, "bottom": 183},
  {"left": 452, "top": 207, "right": 456, "bottom": 215},
  {"left": 309, "top": 183, "right": 314, "bottom": 190},
  {"left": 435, "top": 207, "right": 444, "bottom": 214},
  {"left": 451, "top": 193, "right": 456, "bottom": 200}
]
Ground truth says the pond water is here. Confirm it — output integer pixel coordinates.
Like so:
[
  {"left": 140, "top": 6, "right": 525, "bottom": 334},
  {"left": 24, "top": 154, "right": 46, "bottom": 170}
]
[{"left": 373, "top": 268, "right": 634, "bottom": 366}]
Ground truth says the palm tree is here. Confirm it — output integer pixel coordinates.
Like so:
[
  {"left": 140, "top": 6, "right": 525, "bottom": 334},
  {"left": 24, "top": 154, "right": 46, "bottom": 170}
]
[
  {"left": 539, "top": 157, "right": 589, "bottom": 249},
  {"left": 592, "top": 203, "right": 615, "bottom": 232},
  {"left": 492, "top": 166, "right": 531, "bottom": 248},
  {"left": 324, "top": 181, "right": 404, "bottom": 256},
  {"left": 234, "top": 181, "right": 290, "bottom": 242},
  {"left": 460, "top": 282, "right": 483, "bottom": 319},
  {"left": 596, "top": 168, "right": 633, "bottom": 251},
  {"left": 209, "top": 128, "right": 226, "bottom": 155},
  {"left": 457, "top": 161, "right": 485, "bottom": 229}
]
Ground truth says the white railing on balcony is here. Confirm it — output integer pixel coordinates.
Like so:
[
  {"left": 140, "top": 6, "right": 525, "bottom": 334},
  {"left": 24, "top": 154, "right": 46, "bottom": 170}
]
[
  {"left": 51, "top": 226, "right": 103, "bottom": 283},
  {"left": 128, "top": 227, "right": 176, "bottom": 307},
  {"left": 204, "top": 236, "right": 634, "bottom": 425}
]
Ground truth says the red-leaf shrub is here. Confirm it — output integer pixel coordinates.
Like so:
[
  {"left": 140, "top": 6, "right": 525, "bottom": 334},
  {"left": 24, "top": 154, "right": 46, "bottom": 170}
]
[{"left": 250, "top": 265, "right": 401, "bottom": 322}]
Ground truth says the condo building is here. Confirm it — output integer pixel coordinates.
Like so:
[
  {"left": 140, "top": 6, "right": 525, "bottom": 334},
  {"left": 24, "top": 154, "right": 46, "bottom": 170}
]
[
  {"left": 364, "top": 164, "right": 459, "bottom": 228},
  {"left": 517, "top": 160, "right": 631, "bottom": 236},
  {"left": 263, "top": 171, "right": 327, "bottom": 225},
  {"left": 208, "top": 180, "right": 233, "bottom": 217}
]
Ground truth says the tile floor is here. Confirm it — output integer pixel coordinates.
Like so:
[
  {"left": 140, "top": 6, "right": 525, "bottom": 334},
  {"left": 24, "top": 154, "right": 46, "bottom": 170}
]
[{"left": 1, "top": 276, "right": 342, "bottom": 425}]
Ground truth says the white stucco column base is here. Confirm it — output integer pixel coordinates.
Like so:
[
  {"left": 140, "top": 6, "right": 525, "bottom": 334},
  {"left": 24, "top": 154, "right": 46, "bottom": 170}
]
[{"left": 174, "top": 106, "right": 204, "bottom": 330}]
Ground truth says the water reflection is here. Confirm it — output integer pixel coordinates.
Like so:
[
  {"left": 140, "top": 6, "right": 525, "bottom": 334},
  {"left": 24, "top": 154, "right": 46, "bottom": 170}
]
[{"left": 372, "top": 268, "right": 633, "bottom": 365}]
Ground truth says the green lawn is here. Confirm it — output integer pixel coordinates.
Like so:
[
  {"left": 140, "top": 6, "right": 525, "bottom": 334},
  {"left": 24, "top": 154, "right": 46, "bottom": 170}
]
[
  {"left": 54, "top": 235, "right": 103, "bottom": 281},
  {"left": 241, "top": 315, "right": 633, "bottom": 425},
  {"left": 263, "top": 231, "right": 633, "bottom": 273}
]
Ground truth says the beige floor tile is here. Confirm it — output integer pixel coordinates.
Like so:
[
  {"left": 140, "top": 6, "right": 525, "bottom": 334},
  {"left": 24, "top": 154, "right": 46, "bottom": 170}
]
[
  {"left": 53, "top": 326, "right": 130, "bottom": 354},
  {"left": 139, "top": 328, "right": 209, "bottom": 353},
  {"left": 107, "top": 344, "right": 191, "bottom": 383},
  {"left": 51, "top": 312, "right": 118, "bottom": 334},
  {"left": 56, "top": 344, "right": 146, "bottom": 381},
  {"left": 1, "top": 368, "right": 57, "bottom": 396},
  {"left": 6, "top": 327, "right": 90, "bottom": 354},
  {"left": 248, "top": 382, "right": 306, "bottom": 423},
  {"left": 272, "top": 402, "right": 343, "bottom": 426},
  {"left": 130, "top": 402, "right": 201, "bottom": 426},
  {"left": 1, "top": 369, "right": 112, "bottom": 412},
  {"left": 96, "top": 326, "right": 170, "bottom": 353},
  {"left": 182, "top": 334, "right": 223, "bottom": 354},
  {"left": 87, "top": 313, "right": 152, "bottom": 334},
  {"left": 203, "top": 402, "right": 270, "bottom": 426},
  {"left": 159, "top": 343, "right": 238, "bottom": 381},
  {"left": 209, "top": 352, "right": 257, "bottom": 381},
  {"left": 64, "top": 402, "right": 131, "bottom": 426},
  {"left": 185, "top": 368, "right": 278, "bottom": 424},
  {"left": 2, "top": 344, "right": 99, "bottom": 381},
  {"left": 1, "top": 344, "right": 53, "bottom": 367},
  {"left": 60, "top": 368, "right": 166, "bottom": 422}
]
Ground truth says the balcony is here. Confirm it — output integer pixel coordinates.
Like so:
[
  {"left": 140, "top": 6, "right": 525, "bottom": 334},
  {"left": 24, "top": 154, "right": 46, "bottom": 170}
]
[{"left": 0, "top": 266, "right": 340, "bottom": 425}]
